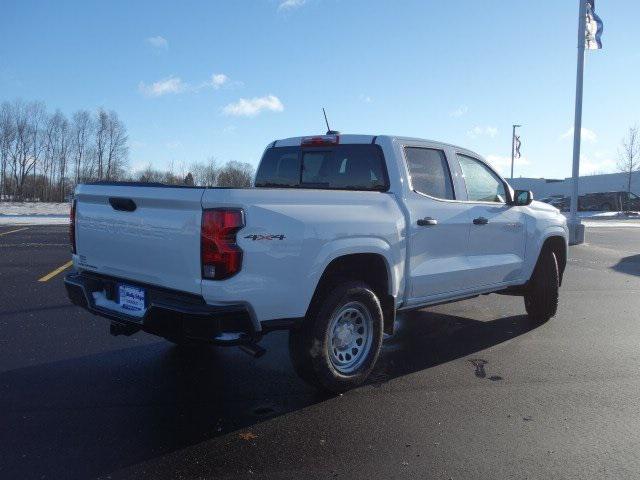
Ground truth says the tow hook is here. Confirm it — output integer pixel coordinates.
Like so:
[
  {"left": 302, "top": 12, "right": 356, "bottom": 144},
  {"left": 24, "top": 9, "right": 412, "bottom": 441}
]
[{"left": 239, "top": 343, "right": 267, "bottom": 358}]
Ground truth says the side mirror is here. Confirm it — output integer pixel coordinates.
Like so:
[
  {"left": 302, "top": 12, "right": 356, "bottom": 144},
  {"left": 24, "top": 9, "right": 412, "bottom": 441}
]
[{"left": 512, "top": 189, "right": 533, "bottom": 206}]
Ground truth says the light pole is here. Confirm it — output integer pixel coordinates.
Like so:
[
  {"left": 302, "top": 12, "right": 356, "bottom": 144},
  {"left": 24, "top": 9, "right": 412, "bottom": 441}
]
[
  {"left": 510, "top": 124, "right": 521, "bottom": 179},
  {"left": 569, "top": 0, "right": 588, "bottom": 245}
]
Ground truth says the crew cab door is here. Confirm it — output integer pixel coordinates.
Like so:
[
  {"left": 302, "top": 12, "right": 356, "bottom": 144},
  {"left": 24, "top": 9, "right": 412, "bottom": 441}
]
[
  {"left": 402, "top": 144, "right": 471, "bottom": 303},
  {"left": 454, "top": 153, "right": 526, "bottom": 287}
]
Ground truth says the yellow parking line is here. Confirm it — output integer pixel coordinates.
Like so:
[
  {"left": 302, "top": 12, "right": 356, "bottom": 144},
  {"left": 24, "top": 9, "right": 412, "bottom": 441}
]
[
  {"left": 38, "top": 260, "right": 73, "bottom": 282},
  {"left": 0, "top": 227, "right": 29, "bottom": 237}
]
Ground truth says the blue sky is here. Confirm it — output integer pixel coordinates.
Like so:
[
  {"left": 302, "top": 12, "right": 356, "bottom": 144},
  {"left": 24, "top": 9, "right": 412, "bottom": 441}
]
[{"left": 1, "top": 0, "right": 638, "bottom": 179}]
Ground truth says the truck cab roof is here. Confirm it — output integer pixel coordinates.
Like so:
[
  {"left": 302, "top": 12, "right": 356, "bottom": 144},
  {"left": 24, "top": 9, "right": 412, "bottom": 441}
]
[{"left": 272, "top": 134, "right": 480, "bottom": 157}]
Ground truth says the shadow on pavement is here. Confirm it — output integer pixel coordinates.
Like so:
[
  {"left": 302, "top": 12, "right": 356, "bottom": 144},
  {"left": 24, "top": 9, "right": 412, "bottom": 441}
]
[
  {"left": 0, "top": 309, "right": 540, "bottom": 480},
  {"left": 612, "top": 254, "right": 640, "bottom": 276}
]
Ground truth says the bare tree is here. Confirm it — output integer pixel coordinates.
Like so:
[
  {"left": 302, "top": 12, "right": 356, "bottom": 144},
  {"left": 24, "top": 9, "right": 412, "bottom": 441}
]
[
  {"left": 71, "top": 110, "right": 92, "bottom": 184},
  {"left": 216, "top": 161, "right": 254, "bottom": 187},
  {"left": 0, "top": 98, "right": 130, "bottom": 201},
  {"left": 41, "top": 110, "right": 70, "bottom": 201},
  {"left": 0, "top": 102, "right": 15, "bottom": 200},
  {"left": 138, "top": 164, "right": 165, "bottom": 183},
  {"left": 41, "top": 111, "right": 59, "bottom": 200},
  {"left": 190, "top": 156, "right": 219, "bottom": 186},
  {"left": 105, "top": 110, "right": 128, "bottom": 180},
  {"left": 28, "top": 101, "right": 46, "bottom": 200},
  {"left": 618, "top": 126, "right": 640, "bottom": 209},
  {"left": 55, "top": 112, "right": 71, "bottom": 201},
  {"left": 8, "top": 100, "right": 34, "bottom": 200},
  {"left": 95, "top": 108, "right": 109, "bottom": 180}
]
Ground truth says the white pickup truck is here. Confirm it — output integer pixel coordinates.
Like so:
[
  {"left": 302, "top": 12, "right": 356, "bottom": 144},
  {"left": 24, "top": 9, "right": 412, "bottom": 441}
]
[{"left": 65, "top": 134, "right": 568, "bottom": 392}]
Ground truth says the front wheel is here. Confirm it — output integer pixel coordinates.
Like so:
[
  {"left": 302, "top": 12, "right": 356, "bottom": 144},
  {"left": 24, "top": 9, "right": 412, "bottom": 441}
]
[
  {"left": 524, "top": 249, "right": 559, "bottom": 322},
  {"left": 289, "top": 281, "right": 384, "bottom": 393}
]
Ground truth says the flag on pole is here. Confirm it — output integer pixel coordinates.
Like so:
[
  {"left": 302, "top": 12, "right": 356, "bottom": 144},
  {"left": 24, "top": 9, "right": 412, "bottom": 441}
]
[
  {"left": 514, "top": 135, "right": 521, "bottom": 159},
  {"left": 585, "top": 0, "right": 603, "bottom": 50}
]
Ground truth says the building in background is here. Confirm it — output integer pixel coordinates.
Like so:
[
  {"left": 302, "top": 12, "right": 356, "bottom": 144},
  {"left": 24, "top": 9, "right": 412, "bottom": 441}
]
[{"left": 509, "top": 172, "right": 640, "bottom": 200}]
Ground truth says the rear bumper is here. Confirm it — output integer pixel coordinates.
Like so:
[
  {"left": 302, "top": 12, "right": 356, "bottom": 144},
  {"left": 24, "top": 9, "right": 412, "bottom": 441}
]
[{"left": 64, "top": 271, "right": 259, "bottom": 345}]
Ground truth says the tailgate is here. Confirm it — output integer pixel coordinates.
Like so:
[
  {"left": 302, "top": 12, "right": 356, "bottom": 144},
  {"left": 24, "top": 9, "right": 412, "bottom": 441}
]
[{"left": 74, "top": 184, "right": 205, "bottom": 295}]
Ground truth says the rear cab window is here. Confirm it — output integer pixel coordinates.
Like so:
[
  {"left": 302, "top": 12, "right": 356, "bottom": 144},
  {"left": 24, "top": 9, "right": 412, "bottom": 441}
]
[{"left": 255, "top": 144, "right": 389, "bottom": 191}]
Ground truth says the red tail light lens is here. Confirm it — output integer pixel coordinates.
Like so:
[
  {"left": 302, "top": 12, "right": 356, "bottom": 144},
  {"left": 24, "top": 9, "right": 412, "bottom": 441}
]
[
  {"left": 201, "top": 209, "right": 244, "bottom": 280},
  {"left": 70, "top": 199, "right": 77, "bottom": 254},
  {"left": 301, "top": 135, "right": 339, "bottom": 147}
]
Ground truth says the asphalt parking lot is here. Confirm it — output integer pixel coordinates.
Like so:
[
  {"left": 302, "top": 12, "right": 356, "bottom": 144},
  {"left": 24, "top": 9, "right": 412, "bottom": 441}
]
[{"left": 2, "top": 224, "right": 640, "bottom": 480}]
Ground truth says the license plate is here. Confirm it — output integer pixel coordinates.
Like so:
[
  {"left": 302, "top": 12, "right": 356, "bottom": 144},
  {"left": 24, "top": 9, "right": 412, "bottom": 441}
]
[{"left": 118, "top": 284, "right": 146, "bottom": 314}]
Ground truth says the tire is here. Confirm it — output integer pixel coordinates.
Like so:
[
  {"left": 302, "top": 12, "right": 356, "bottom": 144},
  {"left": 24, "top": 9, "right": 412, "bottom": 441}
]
[
  {"left": 289, "top": 281, "right": 384, "bottom": 393},
  {"left": 524, "top": 249, "right": 559, "bottom": 322}
]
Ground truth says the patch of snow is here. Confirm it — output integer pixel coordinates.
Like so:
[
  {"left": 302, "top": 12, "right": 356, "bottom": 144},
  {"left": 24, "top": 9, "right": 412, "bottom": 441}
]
[
  {"left": 562, "top": 211, "right": 640, "bottom": 220},
  {"left": 0, "top": 216, "right": 69, "bottom": 225},
  {"left": 582, "top": 220, "right": 640, "bottom": 228},
  {"left": 0, "top": 202, "right": 70, "bottom": 216},
  {"left": 0, "top": 202, "right": 69, "bottom": 225}
]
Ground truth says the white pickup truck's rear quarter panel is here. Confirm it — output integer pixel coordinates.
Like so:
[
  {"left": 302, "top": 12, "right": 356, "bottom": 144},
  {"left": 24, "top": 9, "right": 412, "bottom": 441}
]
[
  {"left": 201, "top": 188, "right": 405, "bottom": 324},
  {"left": 74, "top": 185, "right": 205, "bottom": 295}
]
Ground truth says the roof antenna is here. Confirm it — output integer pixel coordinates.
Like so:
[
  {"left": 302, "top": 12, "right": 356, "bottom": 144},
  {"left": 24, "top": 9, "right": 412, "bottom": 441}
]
[{"left": 323, "top": 108, "right": 339, "bottom": 135}]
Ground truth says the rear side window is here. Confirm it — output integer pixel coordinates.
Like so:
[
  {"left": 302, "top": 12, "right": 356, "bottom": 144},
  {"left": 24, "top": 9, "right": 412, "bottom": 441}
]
[
  {"left": 255, "top": 144, "right": 388, "bottom": 191},
  {"left": 404, "top": 147, "right": 454, "bottom": 200},
  {"left": 254, "top": 147, "right": 300, "bottom": 187}
]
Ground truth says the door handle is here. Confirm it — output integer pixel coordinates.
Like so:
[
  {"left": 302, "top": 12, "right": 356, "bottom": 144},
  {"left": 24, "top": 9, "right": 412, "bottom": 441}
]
[
  {"left": 473, "top": 216, "right": 488, "bottom": 225},
  {"left": 417, "top": 217, "right": 438, "bottom": 226},
  {"left": 108, "top": 197, "right": 137, "bottom": 212}
]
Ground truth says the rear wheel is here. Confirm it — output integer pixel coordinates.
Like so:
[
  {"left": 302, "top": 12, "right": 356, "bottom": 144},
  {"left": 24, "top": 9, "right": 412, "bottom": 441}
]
[
  {"left": 524, "top": 249, "right": 559, "bottom": 322},
  {"left": 289, "top": 281, "right": 383, "bottom": 392}
]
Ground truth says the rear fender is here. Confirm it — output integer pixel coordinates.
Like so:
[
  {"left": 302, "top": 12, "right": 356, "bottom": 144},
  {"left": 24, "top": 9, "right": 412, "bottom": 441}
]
[{"left": 308, "top": 237, "right": 401, "bottom": 300}]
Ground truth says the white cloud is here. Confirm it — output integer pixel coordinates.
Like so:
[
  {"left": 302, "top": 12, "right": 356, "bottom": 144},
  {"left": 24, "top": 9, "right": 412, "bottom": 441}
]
[
  {"left": 359, "top": 94, "right": 372, "bottom": 103},
  {"left": 278, "top": 0, "right": 305, "bottom": 10},
  {"left": 146, "top": 36, "right": 168, "bottom": 49},
  {"left": 467, "top": 125, "right": 498, "bottom": 139},
  {"left": 223, "top": 94, "right": 284, "bottom": 117},
  {"left": 560, "top": 127, "right": 597, "bottom": 142},
  {"left": 140, "top": 72, "right": 236, "bottom": 97},
  {"left": 210, "top": 73, "right": 228, "bottom": 89},
  {"left": 138, "top": 76, "right": 185, "bottom": 97},
  {"left": 194, "top": 73, "right": 231, "bottom": 91},
  {"left": 449, "top": 105, "right": 468, "bottom": 118}
]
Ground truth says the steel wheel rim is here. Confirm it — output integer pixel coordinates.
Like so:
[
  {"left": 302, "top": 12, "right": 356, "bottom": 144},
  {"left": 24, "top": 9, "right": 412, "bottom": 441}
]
[{"left": 327, "top": 301, "right": 373, "bottom": 374}]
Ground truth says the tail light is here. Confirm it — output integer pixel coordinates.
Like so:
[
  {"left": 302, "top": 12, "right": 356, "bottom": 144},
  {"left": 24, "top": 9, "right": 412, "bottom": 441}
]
[
  {"left": 201, "top": 209, "right": 244, "bottom": 280},
  {"left": 70, "top": 199, "right": 77, "bottom": 254}
]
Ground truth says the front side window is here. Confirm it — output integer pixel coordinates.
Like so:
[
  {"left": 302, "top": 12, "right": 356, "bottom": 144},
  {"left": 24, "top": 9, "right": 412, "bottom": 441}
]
[
  {"left": 404, "top": 147, "right": 454, "bottom": 200},
  {"left": 457, "top": 154, "right": 506, "bottom": 203}
]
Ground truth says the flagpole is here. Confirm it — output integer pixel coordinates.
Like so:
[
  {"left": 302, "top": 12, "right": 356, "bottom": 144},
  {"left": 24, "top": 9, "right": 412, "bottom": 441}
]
[
  {"left": 511, "top": 125, "right": 516, "bottom": 179},
  {"left": 510, "top": 124, "right": 521, "bottom": 180},
  {"left": 569, "top": 0, "right": 587, "bottom": 245}
]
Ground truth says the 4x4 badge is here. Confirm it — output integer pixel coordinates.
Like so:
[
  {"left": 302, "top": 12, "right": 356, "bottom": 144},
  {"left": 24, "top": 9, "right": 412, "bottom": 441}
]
[{"left": 244, "top": 234, "right": 286, "bottom": 241}]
